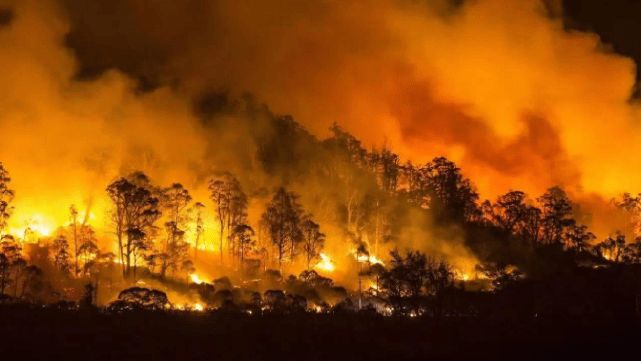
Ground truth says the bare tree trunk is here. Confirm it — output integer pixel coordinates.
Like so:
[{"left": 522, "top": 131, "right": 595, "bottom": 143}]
[{"left": 117, "top": 232, "right": 125, "bottom": 278}]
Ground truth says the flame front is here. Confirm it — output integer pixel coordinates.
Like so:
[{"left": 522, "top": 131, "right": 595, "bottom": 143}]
[
  {"left": 315, "top": 253, "right": 335, "bottom": 273},
  {"left": 190, "top": 274, "right": 204, "bottom": 285}
]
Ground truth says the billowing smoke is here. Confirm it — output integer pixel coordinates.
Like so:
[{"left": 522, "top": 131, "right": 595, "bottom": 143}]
[{"left": 58, "top": 0, "right": 641, "bottom": 199}]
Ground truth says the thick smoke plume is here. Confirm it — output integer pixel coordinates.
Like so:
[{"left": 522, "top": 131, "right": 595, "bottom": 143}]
[{"left": 60, "top": 0, "right": 641, "bottom": 198}]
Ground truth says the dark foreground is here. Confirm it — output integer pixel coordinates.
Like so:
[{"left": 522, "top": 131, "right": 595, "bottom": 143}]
[{"left": 1, "top": 307, "right": 640, "bottom": 361}]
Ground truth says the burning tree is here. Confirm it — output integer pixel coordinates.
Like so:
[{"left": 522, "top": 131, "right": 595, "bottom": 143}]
[
  {"left": 106, "top": 172, "right": 161, "bottom": 278},
  {"left": 596, "top": 232, "right": 626, "bottom": 262}
]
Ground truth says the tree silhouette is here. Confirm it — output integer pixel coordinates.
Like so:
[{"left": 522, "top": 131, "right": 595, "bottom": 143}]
[
  {"left": 422, "top": 157, "right": 479, "bottom": 222},
  {"left": 69, "top": 205, "right": 80, "bottom": 277},
  {"left": 623, "top": 238, "right": 641, "bottom": 263},
  {"left": 19, "top": 265, "right": 42, "bottom": 300},
  {"left": 227, "top": 178, "right": 248, "bottom": 262},
  {"left": 77, "top": 224, "right": 99, "bottom": 276},
  {"left": 301, "top": 217, "right": 325, "bottom": 270},
  {"left": 0, "top": 235, "right": 25, "bottom": 296},
  {"left": 369, "top": 147, "right": 400, "bottom": 194},
  {"left": 488, "top": 191, "right": 529, "bottom": 234},
  {"left": 0, "top": 235, "right": 21, "bottom": 262},
  {"left": 230, "top": 223, "right": 255, "bottom": 268},
  {"left": 10, "top": 257, "right": 26, "bottom": 298},
  {"left": 109, "top": 287, "right": 170, "bottom": 311},
  {"left": 537, "top": 187, "right": 575, "bottom": 245},
  {"left": 261, "top": 187, "right": 304, "bottom": 270},
  {"left": 191, "top": 202, "right": 205, "bottom": 260},
  {"left": 106, "top": 172, "right": 161, "bottom": 278},
  {"left": 564, "top": 224, "right": 595, "bottom": 253},
  {"left": 209, "top": 173, "right": 234, "bottom": 264},
  {"left": 615, "top": 192, "right": 641, "bottom": 237},
  {"left": 380, "top": 250, "right": 429, "bottom": 316},
  {"left": 0, "top": 253, "right": 10, "bottom": 295},
  {"left": 0, "top": 162, "right": 13, "bottom": 237},
  {"left": 51, "top": 234, "right": 72, "bottom": 275},
  {"left": 160, "top": 183, "right": 192, "bottom": 278},
  {"left": 425, "top": 257, "right": 454, "bottom": 319}
]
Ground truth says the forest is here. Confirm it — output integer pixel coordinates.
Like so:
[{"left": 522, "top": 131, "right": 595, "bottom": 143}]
[
  {"left": 5, "top": 0, "right": 641, "bottom": 359},
  {"left": 1, "top": 103, "right": 641, "bottom": 323},
  {"left": 1, "top": 108, "right": 641, "bottom": 360}
]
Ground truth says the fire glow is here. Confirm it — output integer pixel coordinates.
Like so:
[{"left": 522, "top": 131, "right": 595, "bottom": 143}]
[
  {"left": 2, "top": 0, "right": 641, "bottom": 324},
  {"left": 315, "top": 253, "right": 335, "bottom": 273}
]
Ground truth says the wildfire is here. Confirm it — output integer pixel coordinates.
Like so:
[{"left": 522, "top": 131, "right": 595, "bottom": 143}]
[
  {"left": 458, "top": 272, "right": 471, "bottom": 281},
  {"left": 190, "top": 274, "right": 205, "bottom": 285},
  {"left": 354, "top": 251, "right": 385, "bottom": 266},
  {"left": 9, "top": 214, "right": 55, "bottom": 240},
  {"left": 368, "top": 281, "right": 380, "bottom": 291},
  {"left": 193, "top": 303, "right": 204, "bottom": 312},
  {"left": 368, "top": 255, "right": 385, "bottom": 266},
  {"left": 315, "top": 253, "right": 335, "bottom": 272}
]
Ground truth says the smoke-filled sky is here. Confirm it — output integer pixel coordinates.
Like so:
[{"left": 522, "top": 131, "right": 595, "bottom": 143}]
[{"left": 2, "top": 0, "right": 641, "bottom": 221}]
